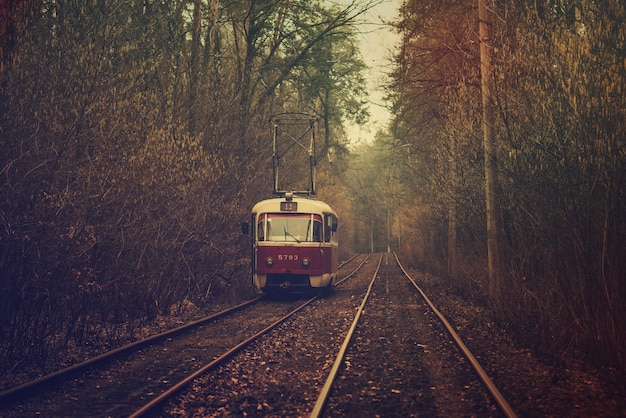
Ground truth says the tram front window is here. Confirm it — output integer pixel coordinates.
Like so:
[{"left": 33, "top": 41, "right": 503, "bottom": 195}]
[{"left": 258, "top": 213, "right": 322, "bottom": 242}]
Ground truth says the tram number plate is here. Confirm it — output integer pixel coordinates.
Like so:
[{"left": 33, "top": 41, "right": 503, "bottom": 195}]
[
  {"left": 278, "top": 254, "right": 299, "bottom": 261},
  {"left": 280, "top": 202, "right": 297, "bottom": 211}
]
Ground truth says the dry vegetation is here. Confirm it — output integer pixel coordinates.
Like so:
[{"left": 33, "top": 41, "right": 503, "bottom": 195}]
[
  {"left": 385, "top": 0, "right": 626, "bottom": 373},
  {"left": 0, "top": 0, "right": 371, "bottom": 375},
  {"left": 1, "top": 0, "right": 624, "bottom": 388}
]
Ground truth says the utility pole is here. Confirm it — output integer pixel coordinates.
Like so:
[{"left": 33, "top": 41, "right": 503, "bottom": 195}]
[
  {"left": 478, "top": 0, "right": 501, "bottom": 302},
  {"left": 448, "top": 137, "right": 458, "bottom": 278},
  {"left": 387, "top": 144, "right": 392, "bottom": 254}
]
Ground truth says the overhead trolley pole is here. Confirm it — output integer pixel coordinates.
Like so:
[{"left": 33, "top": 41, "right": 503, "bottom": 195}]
[{"left": 271, "top": 112, "right": 318, "bottom": 197}]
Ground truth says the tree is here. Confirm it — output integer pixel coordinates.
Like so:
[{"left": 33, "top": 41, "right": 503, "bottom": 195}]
[
  {"left": 390, "top": 0, "right": 626, "bottom": 371},
  {"left": 0, "top": 0, "right": 375, "bottom": 372},
  {"left": 390, "top": 0, "right": 484, "bottom": 276},
  {"left": 478, "top": 0, "right": 501, "bottom": 303}
]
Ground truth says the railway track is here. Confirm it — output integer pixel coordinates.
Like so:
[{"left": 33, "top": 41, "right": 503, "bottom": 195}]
[
  {"left": 0, "top": 254, "right": 368, "bottom": 417},
  {"left": 2, "top": 253, "right": 517, "bottom": 416},
  {"left": 160, "top": 252, "right": 381, "bottom": 416},
  {"left": 163, "top": 255, "right": 515, "bottom": 417},
  {"left": 160, "top": 252, "right": 516, "bottom": 416},
  {"left": 312, "top": 252, "right": 517, "bottom": 417}
]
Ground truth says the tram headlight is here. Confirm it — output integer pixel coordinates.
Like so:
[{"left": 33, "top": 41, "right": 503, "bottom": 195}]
[
  {"left": 266, "top": 257, "right": 274, "bottom": 266},
  {"left": 302, "top": 258, "right": 310, "bottom": 267}
]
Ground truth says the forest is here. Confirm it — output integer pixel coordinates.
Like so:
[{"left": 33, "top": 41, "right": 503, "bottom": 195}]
[{"left": 1, "top": 0, "right": 625, "bottom": 378}]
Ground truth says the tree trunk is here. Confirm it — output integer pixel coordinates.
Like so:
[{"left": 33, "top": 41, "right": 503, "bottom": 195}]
[{"left": 478, "top": 0, "right": 501, "bottom": 303}]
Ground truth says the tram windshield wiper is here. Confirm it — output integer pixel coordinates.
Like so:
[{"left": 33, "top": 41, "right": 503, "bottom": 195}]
[{"left": 284, "top": 226, "right": 301, "bottom": 243}]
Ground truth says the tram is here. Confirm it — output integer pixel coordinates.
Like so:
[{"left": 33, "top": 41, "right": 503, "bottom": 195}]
[
  {"left": 248, "top": 193, "right": 338, "bottom": 293},
  {"left": 243, "top": 112, "right": 338, "bottom": 293}
]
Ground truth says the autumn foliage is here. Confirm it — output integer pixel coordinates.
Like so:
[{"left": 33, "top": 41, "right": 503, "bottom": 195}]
[
  {"left": 0, "top": 0, "right": 369, "bottom": 373},
  {"left": 390, "top": 0, "right": 626, "bottom": 371}
]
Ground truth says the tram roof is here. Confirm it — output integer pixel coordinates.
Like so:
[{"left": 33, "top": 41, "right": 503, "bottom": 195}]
[{"left": 252, "top": 196, "right": 336, "bottom": 217}]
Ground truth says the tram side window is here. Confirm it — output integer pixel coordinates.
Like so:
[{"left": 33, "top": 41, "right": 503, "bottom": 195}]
[
  {"left": 257, "top": 214, "right": 266, "bottom": 241},
  {"left": 324, "top": 215, "right": 330, "bottom": 242},
  {"left": 324, "top": 214, "right": 337, "bottom": 243},
  {"left": 313, "top": 220, "right": 322, "bottom": 242}
]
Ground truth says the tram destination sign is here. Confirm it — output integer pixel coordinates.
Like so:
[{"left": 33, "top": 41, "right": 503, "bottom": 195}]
[{"left": 280, "top": 201, "right": 298, "bottom": 212}]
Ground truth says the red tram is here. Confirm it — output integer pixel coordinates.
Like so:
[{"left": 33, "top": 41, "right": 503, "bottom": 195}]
[{"left": 248, "top": 193, "right": 338, "bottom": 293}]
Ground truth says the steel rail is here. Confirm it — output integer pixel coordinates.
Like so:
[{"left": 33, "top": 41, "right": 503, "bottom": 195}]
[
  {"left": 338, "top": 253, "right": 360, "bottom": 269},
  {"left": 130, "top": 253, "right": 372, "bottom": 417},
  {"left": 335, "top": 253, "right": 370, "bottom": 285},
  {"left": 393, "top": 252, "right": 518, "bottom": 418},
  {"left": 2, "top": 255, "right": 367, "bottom": 412},
  {"left": 310, "top": 253, "right": 383, "bottom": 418},
  {"left": 130, "top": 294, "right": 321, "bottom": 416},
  {"left": 0, "top": 296, "right": 263, "bottom": 405}
]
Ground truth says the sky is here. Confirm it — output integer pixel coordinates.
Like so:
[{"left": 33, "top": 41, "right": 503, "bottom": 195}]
[{"left": 343, "top": 0, "right": 403, "bottom": 144}]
